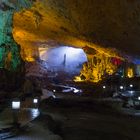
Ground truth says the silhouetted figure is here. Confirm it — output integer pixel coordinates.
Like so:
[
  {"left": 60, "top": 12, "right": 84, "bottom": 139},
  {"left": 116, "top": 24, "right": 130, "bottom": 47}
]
[{"left": 63, "top": 54, "right": 66, "bottom": 66}]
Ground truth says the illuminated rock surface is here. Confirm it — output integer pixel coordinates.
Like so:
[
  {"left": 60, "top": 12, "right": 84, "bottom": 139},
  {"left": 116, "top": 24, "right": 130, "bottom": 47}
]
[
  {"left": 0, "top": 0, "right": 34, "bottom": 90},
  {"left": 0, "top": 0, "right": 33, "bottom": 70},
  {"left": 1, "top": 0, "right": 140, "bottom": 83},
  {"left": 13, "top": 0, "right": 140, "bottom": 58}
]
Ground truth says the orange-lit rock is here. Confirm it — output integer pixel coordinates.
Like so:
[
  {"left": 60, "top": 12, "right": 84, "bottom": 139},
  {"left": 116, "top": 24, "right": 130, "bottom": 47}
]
[
  {"left": 13, "top": 0, "right": 140, "bottom": 57},
  {"left": 127, "top": 67, "right": 134, "bottom": 78},
  {"left": 13, "top": 0, "right": 125, "bottom": 62},
  {"left": 11, "top": 0, "right": 140, "bottom": 82}
]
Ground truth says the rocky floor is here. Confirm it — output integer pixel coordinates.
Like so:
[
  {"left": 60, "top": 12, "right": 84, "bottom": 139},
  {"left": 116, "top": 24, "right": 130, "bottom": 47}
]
[
  {"left": 40, "top": 97, "right": 140, "bottom": 140},
  {"left": 5, "top": 95, "right": 140, "bottom": 140}
]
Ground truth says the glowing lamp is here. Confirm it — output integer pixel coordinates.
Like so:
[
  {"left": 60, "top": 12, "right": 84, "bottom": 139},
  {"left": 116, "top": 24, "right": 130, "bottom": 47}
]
[
  {"left": 120, "top": 86, "right": 124, "bottom": 90},
  {"left": 53, "top": 90, "right": 56, "bottom": 92},
  {"left": 33, "top": 98, "right": 38, "bottom": 104},
  {"left": 12, "top": 99, "right": 20, "bottom": 126},
  {"left": 138, "top": 97, "right": 140, "bottom": 100},
  {"left": 12, "top": 100, "right": 20, "bottom": 110},
  {"left": 103, "top": 86, "right": 106, "bottom": 89},
  {"left": 130, "top": 84, "right": 133, "bottom": 88}
]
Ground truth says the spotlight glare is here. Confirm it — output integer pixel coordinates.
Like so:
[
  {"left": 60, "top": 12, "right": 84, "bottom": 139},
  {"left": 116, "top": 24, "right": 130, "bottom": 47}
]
[
  {"left": 120, "top": 86, "right": 124, "bottom": 90},
  {"left": 33, "top": 98, "right": 38, "bottom": 104},
  {"left": 12, "top": 101, "right": 20, "bottom": 109},
  {"left": 130, "top": 84, "right": 133, "bottom": 88}
]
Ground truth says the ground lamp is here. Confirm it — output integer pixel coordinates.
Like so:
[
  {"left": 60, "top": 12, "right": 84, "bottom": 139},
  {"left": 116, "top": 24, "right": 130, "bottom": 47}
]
[
  {"left": 102, "top": 86, "right": 106, "bottom": 94},
  {"left": 12, "top": 99, "right": 20, "bottom": 127},
  {"left": 53, "top": 90, "right": 56, "bottom": 92},
  {"left": 33, "top": 98, "right": 39, "bottom": 108},
  {"left": 130, "top": 84, "right": 133, "bottom": 88},
  {"left": 119, "top": 86, "right": 124, "bottom": 91}
]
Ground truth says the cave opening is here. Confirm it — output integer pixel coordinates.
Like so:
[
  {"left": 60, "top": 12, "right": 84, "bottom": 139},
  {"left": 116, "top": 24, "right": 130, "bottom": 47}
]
[
  {"left": 39, "top": 46, "right": 87, "bottom": 74},
  {"left": 26, "top": 46, "right": 87, "bottom": 85}
]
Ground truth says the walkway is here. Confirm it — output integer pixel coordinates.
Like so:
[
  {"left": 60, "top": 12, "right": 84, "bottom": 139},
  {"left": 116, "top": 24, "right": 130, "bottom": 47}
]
[{"left": 0, "top": 98, "right": 40, "bottom": 139}]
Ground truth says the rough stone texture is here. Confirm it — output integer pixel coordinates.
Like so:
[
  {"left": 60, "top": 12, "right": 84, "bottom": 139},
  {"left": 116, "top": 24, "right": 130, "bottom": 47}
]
[
  {"left": 0, "top": 0, "right": 34, "bottom": 90},
  {"left": 13, "top": 0, "right": 140, "bottom": 58}
]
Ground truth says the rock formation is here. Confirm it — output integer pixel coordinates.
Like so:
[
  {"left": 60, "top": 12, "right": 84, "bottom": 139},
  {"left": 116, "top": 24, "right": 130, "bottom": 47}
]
[
  {"left": 1, "top": 0, "right": 140, "bottom": 85},
  {"left": 0, "top": 0, "right": 34, "bottom": 90}
]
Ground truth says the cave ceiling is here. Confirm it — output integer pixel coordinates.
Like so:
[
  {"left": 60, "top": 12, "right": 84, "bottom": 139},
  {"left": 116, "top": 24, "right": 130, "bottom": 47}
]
[{"left": 12, "top": 0, "right": 140, "bottom": 59}]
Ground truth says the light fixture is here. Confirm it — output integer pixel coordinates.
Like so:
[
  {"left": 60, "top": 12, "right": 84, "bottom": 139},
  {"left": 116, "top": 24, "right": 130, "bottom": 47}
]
[
  {"left": 130, "top": 84, "right": 133, "bottom": 88},
  {"left": 12, "top": 100, "right": 20, "bottom": 110},
  {"left": 120, "top": 86, "right": 124, "bottom": 90},
  {"left": 103, "top": 86, "right": 106, "bottom": 89},
  {"left": 12, "top": 99, "right": 21, "bottom": 127},
  {"left": 33, "top": 98, "right": 38, "bottom": 104}
]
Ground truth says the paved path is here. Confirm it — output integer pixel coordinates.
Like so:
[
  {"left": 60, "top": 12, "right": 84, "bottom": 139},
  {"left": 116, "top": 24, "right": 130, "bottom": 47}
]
[
  {"left": 0, "top": 108, "right": 39, "bottom": 129},
  {"left": 0, "top": 92, "right": 63, "bottom": 140},
  {"left": 0, "top": 97, "right": 40, "bottom": 129}
]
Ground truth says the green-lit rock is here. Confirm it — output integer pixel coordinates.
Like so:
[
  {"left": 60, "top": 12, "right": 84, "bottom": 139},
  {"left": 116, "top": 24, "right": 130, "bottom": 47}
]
[
  {"left": 0, "top": 0, "right": 34, "bottom": 90},
  {"left": 0, "top": 0, "right": 33, "bottom": 70}
]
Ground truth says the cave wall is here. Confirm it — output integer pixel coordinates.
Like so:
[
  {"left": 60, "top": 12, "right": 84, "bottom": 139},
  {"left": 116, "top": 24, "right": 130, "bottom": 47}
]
[
  {"left": 0, "top": 0, "right": 138, "bottom": 84},
  {"left": 0, "top": 0, "right": 34, "bottom": 90},
  {"left": 0, "top": 0, "right": 34, "bottom": 69},
  {"left": 13, "top": 0, "right": 140, "bottom": 58},
  {"left": 12, "top": 0, "right": 140, "bottom": 83}
]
